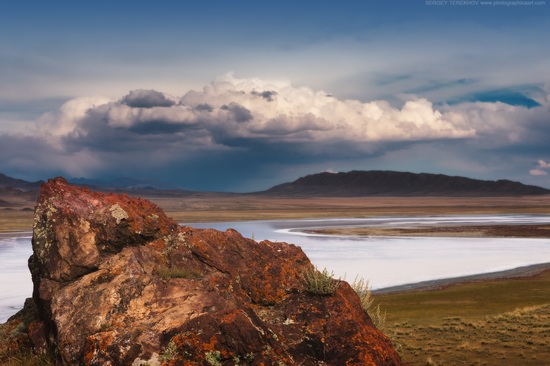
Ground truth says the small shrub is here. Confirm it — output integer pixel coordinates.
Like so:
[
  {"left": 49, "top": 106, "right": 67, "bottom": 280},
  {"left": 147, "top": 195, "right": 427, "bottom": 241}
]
[
  {"left": 303, "top": 267, "right": 340, "bottom": 296},
  {"left": 156, "top": 265, "right": 201, "bottom": 279},
  {"left": 351, "top": 276, "right": 374, "bottom": 312},
  {"left": 351, "top": 275, "right": 386, "bottom": 329},
  {"left": 370, "top": 303, "right": 387, "bottom": 330}
]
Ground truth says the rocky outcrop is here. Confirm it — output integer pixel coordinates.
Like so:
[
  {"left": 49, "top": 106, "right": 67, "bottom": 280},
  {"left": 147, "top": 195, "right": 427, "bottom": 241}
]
[{"left": 10, "top": 177, "right": 402, "bottom": 365}]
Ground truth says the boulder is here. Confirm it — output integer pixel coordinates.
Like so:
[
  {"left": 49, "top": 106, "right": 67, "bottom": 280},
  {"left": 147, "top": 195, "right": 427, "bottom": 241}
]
[{"left": 13, "top": 177, "right": 402, "bottom": 365}]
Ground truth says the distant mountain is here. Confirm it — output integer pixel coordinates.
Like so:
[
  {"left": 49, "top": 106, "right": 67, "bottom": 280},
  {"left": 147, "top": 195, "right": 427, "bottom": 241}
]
[
  {"left": 260, "top": 170, "right": 550, "bottom": 197},
  {"left": 0, "top": 173, "right": 41, "bottom": 208},
  {"left": 0, "top": 173, "right": 42, "bottom": 191},
  {"left": 68, "top": 177, "right": 185, "bottom": 191}
]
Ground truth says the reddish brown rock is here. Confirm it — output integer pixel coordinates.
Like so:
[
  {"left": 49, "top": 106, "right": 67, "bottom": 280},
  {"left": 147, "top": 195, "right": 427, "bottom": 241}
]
[{"left": 22, "top": 177, "right": 403, "bottom": 365}]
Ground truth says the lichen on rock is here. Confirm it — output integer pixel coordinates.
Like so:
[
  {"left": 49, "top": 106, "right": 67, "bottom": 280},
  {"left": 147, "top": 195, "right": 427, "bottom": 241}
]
[
  {"left": 109, "top": 203, "right": 129, "bottom": 224},
  {"left": 5, "top": 177, "right": 402, "bottom": 365}
]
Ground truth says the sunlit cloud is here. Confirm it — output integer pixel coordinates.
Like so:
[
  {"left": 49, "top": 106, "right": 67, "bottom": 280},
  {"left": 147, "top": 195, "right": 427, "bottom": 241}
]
[
  {"left": 530, "top": 169, "right": 548, "bottom": 176},
  {"left": 1, "top": 75, "right": 550, "bottom": 190}
]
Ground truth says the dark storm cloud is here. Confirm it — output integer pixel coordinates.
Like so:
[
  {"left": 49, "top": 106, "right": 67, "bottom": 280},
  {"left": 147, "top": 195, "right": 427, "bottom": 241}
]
[
  {"left": 0, "top": 133, "right": 99, "bottom": 180},
  {"left": 63, "top": 109, "right": 206, "bottom": 154},
  {"left": 251, "top": 90, "right": 278, "bottom": 102},
  {"left": 128, "top": 121, "right": 189, "bottom": 135},
  {"left": 121, "top": 89, "right": 176, "bottom": 108},
  {"left": 220, "top": 103, "right": 253, "bottom": 123},
  {"left": 194, "top": 103, "right": 214, "bottom": 112}
]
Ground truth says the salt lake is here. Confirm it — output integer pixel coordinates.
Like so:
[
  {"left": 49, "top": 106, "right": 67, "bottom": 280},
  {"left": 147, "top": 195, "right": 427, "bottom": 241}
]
[{"left": 1, "top": 214, "right": 549, "bottom": 322}]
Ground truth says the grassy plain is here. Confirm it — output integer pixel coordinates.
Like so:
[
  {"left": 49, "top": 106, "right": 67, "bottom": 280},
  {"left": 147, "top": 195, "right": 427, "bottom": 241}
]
[
  {"left": 378, "top": 270, "right": 550, "bottom": 365},
  {"left": 151, "top": 194, "right": 550, "bottom": 222},
  {"left": 0, "top": 210, "right": 34, "bottom": 233}
]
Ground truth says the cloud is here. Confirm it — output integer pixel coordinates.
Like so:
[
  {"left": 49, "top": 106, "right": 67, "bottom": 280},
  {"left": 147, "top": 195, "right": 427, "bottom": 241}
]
[
  {"left": 39, "top": 75, "right": 478, "bottom": 147},
  {"left": 251, "top": 90, "right": 278, "bottom": 102},
  {"left": 530, "top": 159, "right": 550, "bottom": 176},
  {"left": 527, "top": 159, "right": 550, "bottom": 176},
  {"left": 220, "top": 103, "right": 253, "bottom": 123},
  {"left": 37, "top": 96, "right": 112, "bottom": 140},
  {"left": 530, "top": 169, "right": 548, "bottom": 176},
  {"left": 121, "top": 89, "right": 176, "bottom": 108},
  {"left": 2, "top": 75, "right": 550, "bottom": 190}
]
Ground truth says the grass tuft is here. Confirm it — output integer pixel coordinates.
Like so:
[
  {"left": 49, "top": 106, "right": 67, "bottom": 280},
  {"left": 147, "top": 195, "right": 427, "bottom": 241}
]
[
  {"left": 351, "top": 276, "right": 386, "bottom": 329},
  {"left": 2, "top": 353, "right": 53, "bottom": 366},
  {"left": 303, "top": 267, "right": 340, "bottom": 296}
]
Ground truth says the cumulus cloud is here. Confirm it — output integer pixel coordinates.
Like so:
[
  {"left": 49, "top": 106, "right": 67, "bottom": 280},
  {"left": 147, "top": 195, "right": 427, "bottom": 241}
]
[
  {"left": 37, "top": 96, "right": 112, "bottom": 140},
  {"left": 121, "top": 89, "right": 176, "bottom": 108},
  {"left": 2, "top": 75, "right": 550, "bottom": 190},
  {"left": 36, "top": 75, "right": 481, "bottom": 154}
]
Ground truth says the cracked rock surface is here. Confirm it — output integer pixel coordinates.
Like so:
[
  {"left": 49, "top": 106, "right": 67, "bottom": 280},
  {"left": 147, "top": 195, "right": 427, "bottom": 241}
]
[{"left": 25, "top": 177, "right": 403, "bottom": 365}]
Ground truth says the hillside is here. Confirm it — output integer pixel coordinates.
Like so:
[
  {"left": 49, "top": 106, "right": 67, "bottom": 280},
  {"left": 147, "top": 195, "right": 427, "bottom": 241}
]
[
  {"left": 0, "top": 174, "right": 41, "bottom": 208},
  {"left": 260, "top": 170, "right": 550, "bottom": 197},
  {"left": 0, "top": 173, "right": 41, "bottom": 191}
]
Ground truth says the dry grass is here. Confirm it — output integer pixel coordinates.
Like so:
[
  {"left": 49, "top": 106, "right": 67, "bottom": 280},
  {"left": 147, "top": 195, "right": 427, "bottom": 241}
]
[
  {"left": 2, "top": 194, "right": 550, "bottom": 231},
  {"left": 378, "top": 270, "right": 550, "bottom": 365},
  {"left": 1, "top": 353, "right": 53, "bottom": 366},
  {"left": 0, "top": 210, "right": 33, "bottom": 233},
  {"left": 149, "top": 195, "right": 550, "bottom": 223},
  {"left": 351, "top": 277, "right": 387, "bottom": 329},
  {"left": 387, "top": 305, "right": 550, "bottom": 365},
  {"left": 303, "top": 267, "right": 340, "bottom": 296}
]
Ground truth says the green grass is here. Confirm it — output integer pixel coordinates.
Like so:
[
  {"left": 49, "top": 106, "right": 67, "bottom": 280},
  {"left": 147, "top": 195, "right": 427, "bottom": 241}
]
[
  {"left": 378, "top": 270, "right": 550, "bottom": 325},
  {"left": 303, "top": 267, "right": 340, "bottom": 296},
  {"left": 377, "top": 270, "right": 550, "bottom": 365}
]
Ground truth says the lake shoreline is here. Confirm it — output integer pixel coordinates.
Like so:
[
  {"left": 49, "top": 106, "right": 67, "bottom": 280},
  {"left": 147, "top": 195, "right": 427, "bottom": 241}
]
[
  {"left": 0, "top": 231, "right": 32, "bottom": 239},
  {"left": 374, "top": 262, "right": 550, "bottom": 295},
  {"left": 1, "top": 222, "right": 549, "bottom": 299},
  {"left": 305, "top": 223, "right": 550, "bottom": 238}
]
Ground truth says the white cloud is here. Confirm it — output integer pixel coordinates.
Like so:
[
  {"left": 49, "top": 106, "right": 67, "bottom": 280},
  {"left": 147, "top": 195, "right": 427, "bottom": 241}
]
[
  {"left": 530, "top": 159, "right": 550, "bottom": 176},
  {"left": 34, "top": 75, "right": 479, "bottom": 149},
  {"left": 3, "top": 75, "right": 550, "bottom": 186},
  {"left": 37, "top": 96, "right": 112, "bottom": 140},
  {"left": 530, "top": 169, "right": 548, "bottom": 176}
]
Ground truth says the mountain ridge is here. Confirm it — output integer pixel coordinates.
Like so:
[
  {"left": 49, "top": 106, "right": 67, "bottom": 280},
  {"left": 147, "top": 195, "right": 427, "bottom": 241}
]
[
  {"left": 1, "top": 170, "right": 549, "bottom": 199},
  {"left": 0, "top": 172, "right": 42, "bottom": 191},
  {"left": 259, "top": 170, "right": 550, "bottom": 197}
]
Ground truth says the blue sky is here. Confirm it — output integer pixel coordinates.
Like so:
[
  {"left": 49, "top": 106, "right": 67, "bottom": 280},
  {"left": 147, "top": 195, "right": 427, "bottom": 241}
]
[{"left": 1, "top": 0, "right": 550, "bottom": 191}]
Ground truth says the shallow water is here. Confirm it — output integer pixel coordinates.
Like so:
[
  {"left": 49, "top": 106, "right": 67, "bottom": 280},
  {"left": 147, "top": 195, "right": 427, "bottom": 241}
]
[
  {"left": 0, "top": 235, "right": 33, "bottom": 323},
  {"left": 187, "top": 214, "right": 550, "bottom": 289},
  {"left": 1, "top": 214, "right": 549, "bottom": 322}
]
